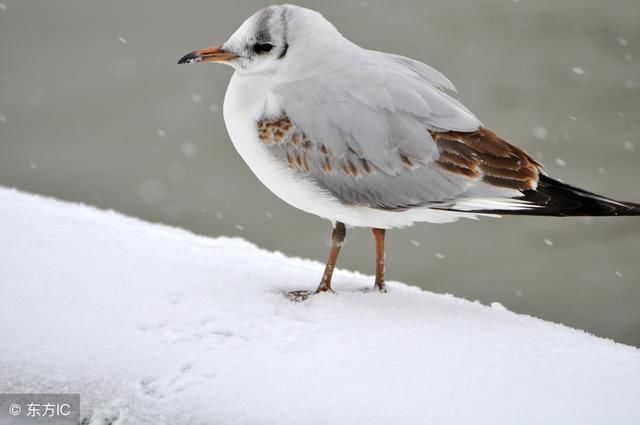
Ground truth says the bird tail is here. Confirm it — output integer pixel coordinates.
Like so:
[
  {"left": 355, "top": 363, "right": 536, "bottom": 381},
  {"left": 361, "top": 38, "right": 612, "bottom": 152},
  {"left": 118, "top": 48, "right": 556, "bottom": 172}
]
[{"left": 463, "top": 175, "right": 640, "bottom": 217}]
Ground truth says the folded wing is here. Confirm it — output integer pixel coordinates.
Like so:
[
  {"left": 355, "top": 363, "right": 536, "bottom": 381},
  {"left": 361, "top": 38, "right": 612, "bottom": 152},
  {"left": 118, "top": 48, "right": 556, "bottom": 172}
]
[{"left": 266, "top": 54, "right": 546, "bottom": 210}]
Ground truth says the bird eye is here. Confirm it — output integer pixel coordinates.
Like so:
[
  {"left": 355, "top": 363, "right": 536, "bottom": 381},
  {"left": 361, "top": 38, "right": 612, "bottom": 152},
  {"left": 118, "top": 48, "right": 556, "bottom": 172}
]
[{"left": 253, "top": 43, "right": 274, "bottom": 53}]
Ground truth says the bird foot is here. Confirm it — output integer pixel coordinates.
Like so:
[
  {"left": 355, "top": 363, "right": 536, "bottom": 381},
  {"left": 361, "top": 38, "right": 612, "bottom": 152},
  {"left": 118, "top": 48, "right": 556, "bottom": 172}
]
[
  {"left": 360, "top": 284, "right": 387, "bottom": 294},
  {"left": 285, "top": 287, "right": 335, "bottom": 302},
  {"left": 374, "top": 280, "right": 387, "bottom": 293},
  {"left": 285, "top": 290, "right": 314, "bottom": 302}
]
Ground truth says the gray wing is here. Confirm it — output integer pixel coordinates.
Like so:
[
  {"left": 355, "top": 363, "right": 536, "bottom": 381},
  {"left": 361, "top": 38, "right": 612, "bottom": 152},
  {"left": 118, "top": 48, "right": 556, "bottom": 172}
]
[
  {"left": 267, "top": 54, "right": 538, "bottom": 209},
  {"left": 273, "top": 53, "right": 480, "bottom": 175}
]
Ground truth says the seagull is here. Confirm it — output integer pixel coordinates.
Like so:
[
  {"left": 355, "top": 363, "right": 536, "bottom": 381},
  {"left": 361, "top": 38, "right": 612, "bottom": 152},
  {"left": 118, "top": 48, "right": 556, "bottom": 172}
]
[{"left": 179, "top": 4, "right": 639, "bottom": 296}]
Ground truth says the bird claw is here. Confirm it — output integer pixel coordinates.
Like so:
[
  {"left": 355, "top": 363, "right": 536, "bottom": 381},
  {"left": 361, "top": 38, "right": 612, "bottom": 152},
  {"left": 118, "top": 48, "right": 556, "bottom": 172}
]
[
  {"left": 285, "top": 290, "right": 314, "bottom": 302},
  {"left": 359, "top": 285, "right": 387, "bottom": 294},
  {"left": 285, "top": 287, "right": 336, "bottom": 302}
]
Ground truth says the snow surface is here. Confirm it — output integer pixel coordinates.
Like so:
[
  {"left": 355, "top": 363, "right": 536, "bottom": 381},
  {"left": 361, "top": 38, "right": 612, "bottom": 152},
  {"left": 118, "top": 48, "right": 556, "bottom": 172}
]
[{"left": 1, "top": 187, "right": 639, "bottom": 425}]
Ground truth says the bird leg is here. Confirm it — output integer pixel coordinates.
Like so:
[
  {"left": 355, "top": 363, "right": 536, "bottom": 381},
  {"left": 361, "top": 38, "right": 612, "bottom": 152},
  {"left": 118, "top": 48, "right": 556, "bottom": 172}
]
[
  {"left": 314, "top": 222, "right": 346, "bottom": 293},
  {"left": 372, "top": 228, "right": 387, "bottom": 292}
]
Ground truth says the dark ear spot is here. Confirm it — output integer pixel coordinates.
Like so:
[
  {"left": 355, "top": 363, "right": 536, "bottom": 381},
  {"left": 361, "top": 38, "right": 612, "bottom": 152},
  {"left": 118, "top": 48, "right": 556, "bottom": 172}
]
[{"left": 278, "top": 43, "right": 289, "bottom": 59}]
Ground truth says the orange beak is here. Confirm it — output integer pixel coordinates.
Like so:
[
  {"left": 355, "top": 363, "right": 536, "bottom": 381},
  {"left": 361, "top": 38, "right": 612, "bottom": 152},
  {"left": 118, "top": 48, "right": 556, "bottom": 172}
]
[{"left": 177, "top": 44, "right": 239, "bottom": 64}]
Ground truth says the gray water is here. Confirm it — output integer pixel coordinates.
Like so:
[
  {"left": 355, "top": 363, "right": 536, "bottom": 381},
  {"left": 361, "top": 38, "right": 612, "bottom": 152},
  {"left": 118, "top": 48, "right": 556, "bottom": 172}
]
[{"left": 1, "top": 0, "right": 639, "bottom": 345}]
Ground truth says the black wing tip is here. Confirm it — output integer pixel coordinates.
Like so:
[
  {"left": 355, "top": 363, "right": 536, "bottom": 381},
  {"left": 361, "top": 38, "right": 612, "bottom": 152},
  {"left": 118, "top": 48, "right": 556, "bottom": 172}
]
[{"left": 489, "top": 175, "right": 640, "bottom": 217}]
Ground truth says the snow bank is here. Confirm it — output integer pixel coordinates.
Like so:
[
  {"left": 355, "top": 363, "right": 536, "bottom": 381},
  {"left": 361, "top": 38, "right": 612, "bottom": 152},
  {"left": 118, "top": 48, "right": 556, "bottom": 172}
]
[{"left": 0, "top": 187, "right": 639, "bottom": 425}]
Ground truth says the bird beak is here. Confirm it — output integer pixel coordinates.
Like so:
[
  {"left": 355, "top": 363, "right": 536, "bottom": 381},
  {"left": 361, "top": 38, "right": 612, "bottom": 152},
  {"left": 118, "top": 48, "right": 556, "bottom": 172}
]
[{"left": 177, "top": 44, "right": 239, "bottom": 64}]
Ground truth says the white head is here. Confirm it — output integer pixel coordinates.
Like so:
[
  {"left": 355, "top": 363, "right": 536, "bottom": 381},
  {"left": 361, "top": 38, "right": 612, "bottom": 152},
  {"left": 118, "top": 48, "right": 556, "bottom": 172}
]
[{"left": 178, "top": 5, "right": 352, "bottom": 76}]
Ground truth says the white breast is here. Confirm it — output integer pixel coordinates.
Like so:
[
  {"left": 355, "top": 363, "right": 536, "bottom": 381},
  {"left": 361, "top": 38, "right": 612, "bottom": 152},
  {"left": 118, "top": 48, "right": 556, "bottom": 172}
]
[{"left": 222, "top": 72, "right": 476, "bottom": 228}]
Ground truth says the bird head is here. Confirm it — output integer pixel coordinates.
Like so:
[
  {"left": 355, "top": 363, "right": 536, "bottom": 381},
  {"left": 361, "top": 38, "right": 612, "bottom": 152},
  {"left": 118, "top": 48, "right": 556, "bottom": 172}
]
[{"left": 178, "top": 4, "right": 350, "bottom": 76}]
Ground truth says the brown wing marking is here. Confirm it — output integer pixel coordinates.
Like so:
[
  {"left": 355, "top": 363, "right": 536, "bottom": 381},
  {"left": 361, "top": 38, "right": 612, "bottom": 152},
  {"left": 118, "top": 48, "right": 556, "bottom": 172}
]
[
  {"left": 431, "top": 128, "right": 542, "bottom": 191},
  {"left": 258, "top": 118, "right": 541, "bottom": 189},
  {"left": 258, "top": 118, "right": 294, "bottom": 144},
  {"left": 257, "top": 116, "right": 379, "bottom": 177}
]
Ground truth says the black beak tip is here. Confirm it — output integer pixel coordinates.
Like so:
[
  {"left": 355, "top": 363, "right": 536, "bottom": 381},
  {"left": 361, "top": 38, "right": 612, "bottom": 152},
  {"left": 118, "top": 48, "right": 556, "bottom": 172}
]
[{"left": 178, "top": 52, "right": 200, "bottom": 65}]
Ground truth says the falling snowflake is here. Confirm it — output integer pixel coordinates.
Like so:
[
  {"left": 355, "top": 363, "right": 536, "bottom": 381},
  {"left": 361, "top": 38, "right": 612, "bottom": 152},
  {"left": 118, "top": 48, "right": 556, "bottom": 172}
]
[
  {"left": 181, "top": 143, "right": 197, "bottom": 157},
  {"left": 571, "top": 67, "right": 585, "bottom": 75},
  {"left": 581, "top": 217, "right": 594, "bottom": 226},
  {"left": 532, "top": 126, "right": 548, "bottom": 140}
]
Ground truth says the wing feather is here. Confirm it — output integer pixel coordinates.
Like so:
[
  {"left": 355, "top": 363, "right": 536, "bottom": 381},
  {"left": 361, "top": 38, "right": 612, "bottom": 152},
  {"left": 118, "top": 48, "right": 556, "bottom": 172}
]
[
  {"left": 273, "top": 55, "right": 480, "bottom": 175},
  {"left": 268, "top": 53, "right": 541, "bottom": 210}
]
